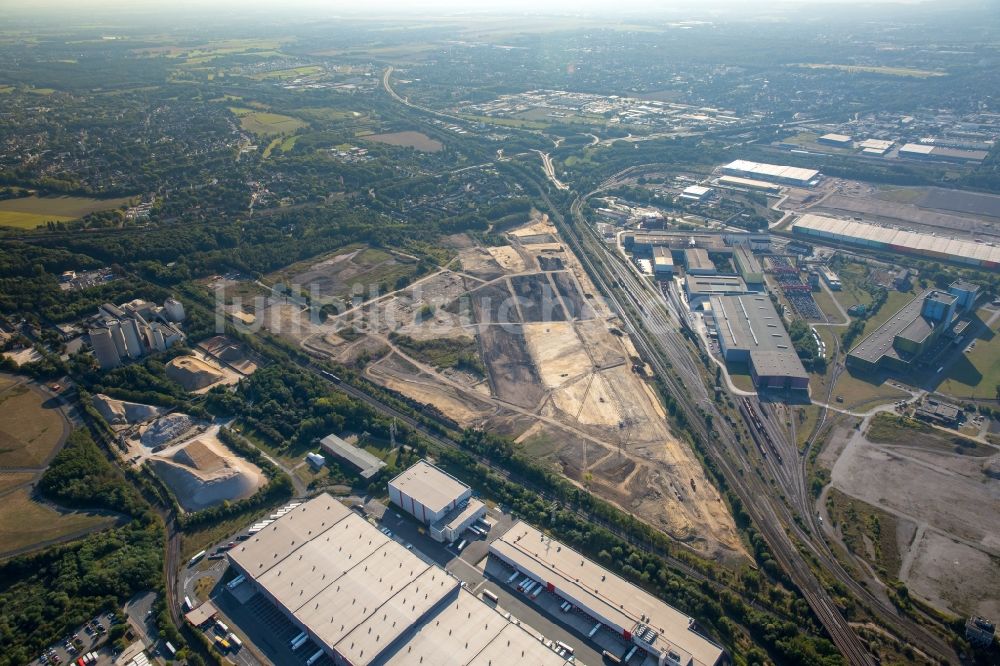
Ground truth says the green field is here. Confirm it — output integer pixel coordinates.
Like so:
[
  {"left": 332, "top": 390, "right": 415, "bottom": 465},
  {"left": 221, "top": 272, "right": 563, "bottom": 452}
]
[
  {"left": 365, "top": 131, "right": 442, "bottom": 152},
  {"left": 296, "top": 107, "right": 363, "bottom": 123},
  {"left": 259, "top": 134, "right": 302, "bottom": 157},
  {"left": 254, "top": 65, "right": 323, "bottom": 80},
  {"left": 0, "top": 471, "right": 35, "bottom": 496},
  {"left": 939, "top": 316, "right": 1000, "bottom": 400},
  {"left": 229, "top": 107, "right": 307, "bottom": 137},
  {"left": 0, "top": 487, "right": 115, "bottom": 557},
  {"left": 867, "top": 412, "right": 993, "bottom": 455},
  {"left": 796, "top": 63, "right": 946, "bottom": 78},
  {"left": 825, "top": 488, "right": 903, "bottom": 579},
  {"left": 0, "top": 382, "right": 66, "bottom": 468},
  {"left": 0, "top": 194, "right": 134, "bottom": 229}
]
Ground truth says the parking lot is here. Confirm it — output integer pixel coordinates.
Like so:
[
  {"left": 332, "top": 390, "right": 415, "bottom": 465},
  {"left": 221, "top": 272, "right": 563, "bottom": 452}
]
[{"left": 31, "top": 611, "right": 115, "bottom": 666}]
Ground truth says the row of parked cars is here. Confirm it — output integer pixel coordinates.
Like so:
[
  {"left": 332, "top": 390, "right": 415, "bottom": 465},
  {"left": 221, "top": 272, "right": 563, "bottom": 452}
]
[{"left": 38, "top": 613, "right": 113, "bottom": 665}]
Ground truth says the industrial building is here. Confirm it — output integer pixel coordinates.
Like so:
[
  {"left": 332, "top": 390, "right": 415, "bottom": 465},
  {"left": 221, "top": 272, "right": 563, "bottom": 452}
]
[
  {"left": 683, "top": 248, "right": 716, "bottom": 275},
  {"left": 899, "top": 143, "right": 988, "bottom": 163},
  {"left": 319, "top": 433, "right": 386, "bottom": 480},
  {"left": 388, "top": 460, "right": 486, "bottom": 543},
  {"left": 914, "top": 398, "right": 962, "bottom": 427},
  {"left": 791, "top": 214, "right": 1000, "bottom": 269},
  {"left": 846, "top": 282, "right": 978, "bottom": 373},
  {"left": 732, "top": 246, "right": 763, "bottom": 285},
  {"left": 653, "top": 246, "right": 675, "bottom": 277},
  {"left": 716, "top": 175, "right": 782, "bottom": 194},
  {"left": 965, "top": 616, "right": 996, "bottom": 649},
  {"left": 684, "top": 275, "right": 750, "bottom": 307},
  {"left": 858, "top": 139, "right": 893, "bottom": 156},
  {"left": 709, "top": 294, "right": 809, "bottom": 392},
  {"left": 88, "top": 298, "right": 186, "bottom": 370},
  {"left": 624, "top": 230, "right": 770, "bottom": 255},
  {"left": 679, "top": 185, "right": 713, "bottom": 202},
  {"left": 489, "top": 521, "right": 725, "bottom": 666},
  {"left": 819, "top": 266, "right": 841, "bottom": 290},
  {"left": 818, "top": 133, "right": 852, "bottom": 147},
  {"left": 227, "top": 495, "right": 574, "bottom": 666},
  {"left": 720, "top": 160, "right": 820, "bottom": 187}
]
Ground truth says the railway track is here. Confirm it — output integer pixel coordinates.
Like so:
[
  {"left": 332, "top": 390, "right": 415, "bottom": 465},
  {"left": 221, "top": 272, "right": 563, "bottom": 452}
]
[
  {"left": 546, "top": 181, "right": 878, "bottom": 665},
  {"left": 546, "top": 164, "right": 960, "bottom": 663}
]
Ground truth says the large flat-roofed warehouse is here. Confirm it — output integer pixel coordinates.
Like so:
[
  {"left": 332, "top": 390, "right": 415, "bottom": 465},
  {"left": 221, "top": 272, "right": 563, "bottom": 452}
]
[
  {"left": 720, "top": 160, "right": 819, "bottom": 187},
  {"left": 388, "top": 460, "right": 485, "bottom": 542},
  {"left": 847, "top": 285, "right": 970, "bottom": 373},
  {"left": 683, "top": 248, "right": 716, "bottom": 275},
  {"left": 709, "top": 294, "right": 810, "bottom": 391},
  {"left": 489, "top": 521, "right": 724, "bottom": 666},
  {"left": 818, "top": 133, "right": 852, "bottom": 147},
  {"left": 685, "top": 275, "right": 750, "bottom": 307},
  {"left": 716, "top": 175, "right": 782, "bottom": 194},
  {"left": 791, "top": 214, "right": 1000, "bottom": 269},
  {"left": 653, "top": 246, "right": 675, "bottom": 277},
  {"left": 624, "top": 230, "right": 770, "bottom": 255},
  {"left": 899, "top": 143, "right": 988, "bottom": 163},
  {"left": 320, "top": 433, "right": 386, "bottom": 480},
  {"left": 228, "top": 494, "right": 574, "bottom": 666},
  {"left": 732, "top": 246, "right": 763, "bottom": 284}
]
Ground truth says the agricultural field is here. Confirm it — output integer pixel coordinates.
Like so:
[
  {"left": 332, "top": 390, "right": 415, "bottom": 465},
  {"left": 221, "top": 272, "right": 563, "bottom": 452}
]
[
  {"left": 365, "top": 131, "right": 442, "bottom": 152},
  {"left": 253, "top": 65, "right": 323, "bottom": 80},
  {"left": 229, "top": 107, "right": 307, "bottom": 136},
  {"left": 0, "top": 488, "right": 117, "bottom": 558},
  {"left": 0, "top": 378, "right": 67, "bottom": 468},
  {"left": 0, "top": 194, "right": 134, "bottom": 229}
]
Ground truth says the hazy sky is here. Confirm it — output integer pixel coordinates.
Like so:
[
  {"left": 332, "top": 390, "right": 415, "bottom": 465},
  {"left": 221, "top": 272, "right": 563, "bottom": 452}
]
[{"left": 1, "top": 0, "right": 944, "bottom": 12}]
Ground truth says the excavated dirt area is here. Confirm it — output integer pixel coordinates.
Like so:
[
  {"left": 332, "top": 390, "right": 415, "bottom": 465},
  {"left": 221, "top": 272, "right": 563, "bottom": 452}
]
[
  {"left": 166, "top": 351, "right": 240, "bottom": 394},
  {"left": 148, "top": 427, "right": 265, "bottom": 512},
  {"left": 91, "top": 394, "right": 163, "bottom": 428},
  {"left": 831, "top": 421, "right": 1000, "bottom": 618},
  {"left": 266, "top": 214, "right": 744, "bottom": 560}
]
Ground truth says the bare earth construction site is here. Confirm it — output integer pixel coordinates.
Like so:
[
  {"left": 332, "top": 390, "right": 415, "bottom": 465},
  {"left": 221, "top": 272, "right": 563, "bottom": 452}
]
[{"left": 256, "top": 216, "right": 743, "bottom": 560}]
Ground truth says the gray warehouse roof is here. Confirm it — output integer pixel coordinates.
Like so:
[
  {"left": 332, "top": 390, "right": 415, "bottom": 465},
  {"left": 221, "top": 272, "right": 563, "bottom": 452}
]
[
  {"left": 721, "top": 159, "right": 819, "bottom": 184},
  {"left": 491, "top": 521, "right": 724, "bottom": 666},
  {"left": 848, "top": 289, "right": 947, "bottom": 364},
  {"left": 388, "top": 460, "right": 470, "bottom": 514},
  {"left": 686, "top": 275, "right": 749, "bottom": 296},
  {"left": 229, "top": 495, "right": 572, "bottom": 666},
  {"left": 684, "top": 248, "right": 716, "bottom": 272},
  {"left": 320, "top": 434, "right": 386, "bottom": 479},
  {"left": 383, "top": 588, "right": 571, "bottom": 666},
  {"left": 710, "top": 294, "right": 808, "bottom": 381},
  {"left": 792, "top": 214, "right": 1000, "bottom": 266},
  {"left": 733, "top": 246, "right": 763, "bottom": 279}
]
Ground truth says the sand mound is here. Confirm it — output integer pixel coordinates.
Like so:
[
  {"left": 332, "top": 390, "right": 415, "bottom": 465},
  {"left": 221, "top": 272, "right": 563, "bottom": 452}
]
[
  {"left": 174, "top": 439, "right": 224, "bottom": 473},
  {"left": 140, "top": 413, "right": 194, "bottom": 448},
  {"left": 150, "top": 437, "right": 264, "bottom": 512},
  {"left": 91, "top": 394, "right": 162, "bottom": 426},
  {"left": 166, "top": 356, "right": 224, "bottom": 391}
]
